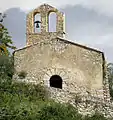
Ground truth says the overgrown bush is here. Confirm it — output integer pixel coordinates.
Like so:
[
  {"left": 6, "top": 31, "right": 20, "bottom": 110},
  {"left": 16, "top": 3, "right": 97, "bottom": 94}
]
[
  {"left": 37, "top": 102, "right": 83, "bottom": 120},
  {"left": 0, "top": 81, "right": 109, "bottom": 120},
  {"left": 0, "top": 55, "right": 14, "bottom": 84},
  {"left": 0, "top": 82, "right": 48, "bottom": 101},
  {"left": 0, "top": 82, "right": 48, "bottom": 120},
  {"left": 84, "top": 113, "right": 107, "bottom": 120},
  {"left": 0, "top": 55, "right": 14, "bottom": 76}
]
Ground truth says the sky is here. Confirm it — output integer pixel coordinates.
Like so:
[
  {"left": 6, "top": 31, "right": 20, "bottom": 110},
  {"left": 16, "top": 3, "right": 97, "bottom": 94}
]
[{"left": 1, "top": 0, "right": 113, "bottom": 63}]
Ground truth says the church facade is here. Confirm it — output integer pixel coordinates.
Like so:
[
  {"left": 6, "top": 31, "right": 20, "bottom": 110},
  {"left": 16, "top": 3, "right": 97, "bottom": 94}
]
[{"left": 13, "top": 4, "right": 110, "bottom": 103}]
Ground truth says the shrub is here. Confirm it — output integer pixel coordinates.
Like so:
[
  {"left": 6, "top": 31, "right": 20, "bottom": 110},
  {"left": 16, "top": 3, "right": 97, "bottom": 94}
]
[
  {"left": 0, "top": 81, "right": 109, "bottom": 120},
  {"left": 0, "top": 55, "right": 14, "bottom": 90},
  {"left": 37, "top": 102, "right": 83, "bottom": 120},
  {"left": 84, "top": 112, "right": 108, "bottom": 120},
  {"left": 0, "top": 55, "right": 14, "bottom": 78},
  {"left": 0, "top": 82, "right": 48, "bottom": 120}
]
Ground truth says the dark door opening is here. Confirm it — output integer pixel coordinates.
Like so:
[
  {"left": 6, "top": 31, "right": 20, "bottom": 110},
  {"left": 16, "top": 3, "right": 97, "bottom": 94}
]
[{"left": 49, "top": 75, "right": 62, "bottom": 89}]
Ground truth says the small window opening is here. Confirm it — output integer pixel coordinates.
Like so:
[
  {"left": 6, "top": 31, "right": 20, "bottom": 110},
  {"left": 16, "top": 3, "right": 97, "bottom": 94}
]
[
  {"left": 49, "top": 75, "right": 62, "bottom": 89},
  {"left": 34, "top": 13, "right": 41, "bottom": 33},
  {"left": 48, "top": 12, "right": 57, "bottom": 32}
]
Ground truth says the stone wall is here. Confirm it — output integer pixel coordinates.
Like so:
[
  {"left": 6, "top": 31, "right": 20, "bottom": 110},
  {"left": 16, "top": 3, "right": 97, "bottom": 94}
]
[
  {"left": 12, "top": 3, "right": 112, "bottom": 118},
  {"left": 13, "top": 37, "right": 105, "bottom": 99},
  {"left": 47, "top": 86, "right": 113, "bottom": 119},
  {"left": 26, "top": 4, "right": 65, "bottom": 46},
  {"left": 13, "top": 3, "right": 112, "bottom": 118}
]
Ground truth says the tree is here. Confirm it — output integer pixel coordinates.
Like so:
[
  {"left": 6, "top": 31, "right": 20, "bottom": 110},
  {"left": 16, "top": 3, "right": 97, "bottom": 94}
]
[
  {"left": 107, "top": 63, "right": 113, "bottom": 98},
  {"left": 0, "top": 13, "right": 16, "bottom": 55},
  {"left": 0, "top": 13, "right": 16, "bottom": 84},
  {"left": 0, "top": 55, "right": 14, "bottom": 82}
]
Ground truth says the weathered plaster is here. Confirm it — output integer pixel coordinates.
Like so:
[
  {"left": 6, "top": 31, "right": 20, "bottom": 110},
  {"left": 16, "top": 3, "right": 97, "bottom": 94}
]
[{"left": 13, "top": 38, "right": 105, "bottom": 98}]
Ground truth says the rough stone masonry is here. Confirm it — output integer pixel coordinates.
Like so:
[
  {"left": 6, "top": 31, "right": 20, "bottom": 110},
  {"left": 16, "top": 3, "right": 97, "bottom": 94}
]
[{"left": 13, "top": 4, "right": 112, "bottom": 116}]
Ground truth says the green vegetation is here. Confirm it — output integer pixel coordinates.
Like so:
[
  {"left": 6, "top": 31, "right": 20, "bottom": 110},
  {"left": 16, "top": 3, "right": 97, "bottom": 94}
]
[
  {"left": 107, "top": 63, "right": 113, "bottom": 99},
  {"left": 0, "top": 54, "right": 109, "bottom": 120},
  {"left": 0, "top": 13, "right": 16, "bottom": 55},
  {"left": 0, "top": 82, "right": 108, "bottom": 120}
]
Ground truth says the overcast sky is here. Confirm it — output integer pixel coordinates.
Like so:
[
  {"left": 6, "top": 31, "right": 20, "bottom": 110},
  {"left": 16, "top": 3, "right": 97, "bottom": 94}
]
[{"left": 1, "top": 0, "right": 113, "bottom": 63}]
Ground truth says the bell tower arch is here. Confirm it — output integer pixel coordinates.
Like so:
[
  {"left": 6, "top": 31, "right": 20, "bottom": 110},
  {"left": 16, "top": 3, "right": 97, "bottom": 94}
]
[{"left": 26, "top": 4, "right": 65, "bottom": 46}]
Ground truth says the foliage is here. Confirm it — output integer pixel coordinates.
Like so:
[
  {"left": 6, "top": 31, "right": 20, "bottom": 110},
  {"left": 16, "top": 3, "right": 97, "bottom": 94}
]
[
  {"left": 0, "top": 79, "right": 109, "bottom": 120},
  {"left": 0, "top": 55, "right": 14, "bottom": 77},
  {"left": 0, "top": 84, "right": 47, "bottom": 120},
  {"left": 0, "top": 13, "right": 16, "bottom": 55},
  {"left": 107, "top": 63, "right": 113, "bottom": 98},
  {"left": 0, "top": 55, "right": 14, "bottom": 89},
  {"left": 37, "top": 102, "right": 83, "bottom": 120},
  {"left": 0, "top": 80, "right": 49, "bottom": 120},
  {"left": 0, "top": 82, "right": 109, "bottom": 120},
  {"left": 84, "top": 113, "right": 107, "bottom": 120}
]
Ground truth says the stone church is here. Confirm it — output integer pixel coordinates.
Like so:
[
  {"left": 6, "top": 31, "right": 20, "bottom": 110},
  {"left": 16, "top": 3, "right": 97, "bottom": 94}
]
[{"left": 13, "top": 4, "right": 110, "bottom": 103}]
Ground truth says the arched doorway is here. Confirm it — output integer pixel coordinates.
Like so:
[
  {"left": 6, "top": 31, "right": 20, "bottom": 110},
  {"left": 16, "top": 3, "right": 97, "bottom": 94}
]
[{"left": 49, "top": 75, "right": 62, "bottom": 89}]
